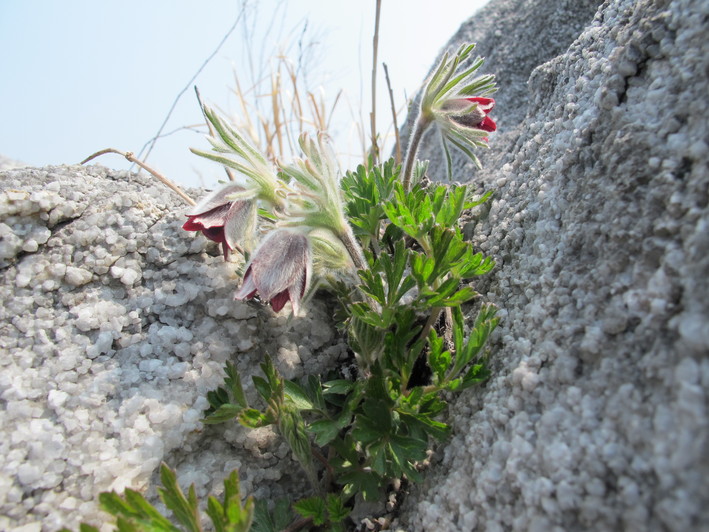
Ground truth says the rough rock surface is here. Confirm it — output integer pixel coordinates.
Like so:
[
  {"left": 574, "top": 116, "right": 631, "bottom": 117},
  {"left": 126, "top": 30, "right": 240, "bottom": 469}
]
[
  {"left": 0, "top": 166, "right": 346, "bottom": 530},
  {"left": 398, "top": 0, "right": 709, "bottom": 530}
]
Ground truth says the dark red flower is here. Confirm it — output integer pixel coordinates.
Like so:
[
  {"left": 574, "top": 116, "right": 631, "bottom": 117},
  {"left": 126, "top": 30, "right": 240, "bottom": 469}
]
[
  {"left": 234, "top": 230, "right": 312, "bottom": 314},
  {"left": 444, "top": 96, "right": 497, "bottom": 134},
  {"left": 182, "top": 183, "right": 256, "bottom": 259}
]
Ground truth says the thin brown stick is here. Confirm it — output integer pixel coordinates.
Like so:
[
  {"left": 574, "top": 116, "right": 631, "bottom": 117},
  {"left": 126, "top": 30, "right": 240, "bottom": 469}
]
[
  {"left": 325, "top": 89, "right": 344, "bottom": 132},
  {"left": 369, "top": 0, "right": 382, "bottom": 166},
  {"left": 271, "top": 70, "right": 284, "bottom": 157},
  {"left": 383, "top": 63, "right": 402, "bottom": 165},
  {"left": 307, "top": 92, "right": 325, "bottom": 131},
  {"left": 285, "top": 61, "right": 305, "bottom": 139},
  {"left": 81, "top": 148, "right": 195, "bottom": 206},
  {"left": 311, "top": 446, "right": 334, "bottom": 478},
  {"left": 282, "top": 516, "right": 313, "bottom": 532},
  {"left": 444, "top": 306, "right": 454, "bottom": 348}
]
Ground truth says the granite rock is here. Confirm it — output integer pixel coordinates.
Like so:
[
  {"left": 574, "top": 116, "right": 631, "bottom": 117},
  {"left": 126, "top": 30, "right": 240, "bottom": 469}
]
[
  {"left": 0, "top": 165, "right": 345, "bottom": 530},
  {"left": 398, "top": 0, "right": 709, "bottom": 530}
]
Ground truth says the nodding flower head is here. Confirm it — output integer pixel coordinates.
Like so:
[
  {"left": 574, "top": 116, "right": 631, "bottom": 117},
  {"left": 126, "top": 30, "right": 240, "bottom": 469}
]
[
  {"left": 234, "top": 229, "right": 312, "bottom": 315},
  {"left": 404, "top": 43, "right": 497, "bottom": 183},
  {"left": 182, "top": 183, "right": 257, "bottom": 259},
  {"left": 442, "top": 97, "right": 496, "bottom": 133}
]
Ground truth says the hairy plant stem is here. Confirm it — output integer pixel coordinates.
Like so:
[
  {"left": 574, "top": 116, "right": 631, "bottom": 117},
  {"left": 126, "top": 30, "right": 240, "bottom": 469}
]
[
  {"left": 418, "top": 306, "right": 443, "bottom": 348},
  {"left": 337, "top": 223, "right": 384, "bottom": 315},
  {"left": 370, "top": 233, "right": 382, "bottom": 259},
  {"left": 402, "top": 115, "right": 432, "bottom": 191},
  {"left": 338, "top": 224, "right": 368, "bottom": 273}
]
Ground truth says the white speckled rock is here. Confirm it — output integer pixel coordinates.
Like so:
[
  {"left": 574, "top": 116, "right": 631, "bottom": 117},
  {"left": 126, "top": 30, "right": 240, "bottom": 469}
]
[
  {"left": 0, "top": 165, "right": 346, "bottom": 530},
  {"left": 398, "top": 0, "right": 709, "bottom": 530}
]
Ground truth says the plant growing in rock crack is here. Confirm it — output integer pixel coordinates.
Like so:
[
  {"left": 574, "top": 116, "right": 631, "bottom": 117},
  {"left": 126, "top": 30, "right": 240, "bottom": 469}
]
[{"left": 75, "top": 41, "right": 499, "bottom": 532}]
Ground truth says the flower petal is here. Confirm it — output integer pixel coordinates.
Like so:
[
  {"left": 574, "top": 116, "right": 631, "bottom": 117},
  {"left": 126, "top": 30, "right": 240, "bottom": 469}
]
[
  {"left": 249, "top": 231, "right": 311, "bottom": 301},
  {"left": 202, "top": 226, "right": 226, "bottom": 243},
  {"left": 269, "top": 290, "right": 290, "bottom": 312},
  {"left": 187, "top": 183, "right": 246, "bottom": 216},
  {"left": 223, "top": 200, "right": 257, "bottom": 253},
  {"left": 287, "top": 267, "right": 309, "bottom": 315},
  {"left": 186, "top": 203, "right": 232, "bottom": 229},
  {"left": 465, "top": 97, "right": 495, "bottom": 113},
  {"left": 234, "top": 267, "right": 258, "bottom": 300},
  {"left": 182, "top": 216, "right": 206, "bottom": 231},
  {"left": 477, "top": 115, "right": 497, "bottom": 132}
]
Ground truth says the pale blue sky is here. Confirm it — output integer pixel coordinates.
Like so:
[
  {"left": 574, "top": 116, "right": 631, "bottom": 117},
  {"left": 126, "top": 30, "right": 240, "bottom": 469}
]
[{"left": 0, "top": 0, "right": 489, "bottom": 188}]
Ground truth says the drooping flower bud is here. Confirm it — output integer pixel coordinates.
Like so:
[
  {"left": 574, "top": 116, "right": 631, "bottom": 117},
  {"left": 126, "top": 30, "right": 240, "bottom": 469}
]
[
  {"left": 182, "top": 183, "right": 257, "bottom": 259},
  {"left": 443, "top": 97, "right": 496, "bottom": 132},
  {"left": 234, "top": 229, "right": 312, "bottom": 314},
  {"left": 403, "top": 42, "right": 497, "bottom": 186}
]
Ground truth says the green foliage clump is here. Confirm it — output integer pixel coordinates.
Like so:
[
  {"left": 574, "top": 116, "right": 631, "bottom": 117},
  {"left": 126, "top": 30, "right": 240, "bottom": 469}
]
[
  {"left": 71, "top": 40, "right": 499, "bottom": 532},
  {"left": 198, "top": 159, "right": 499, "bottom": 530},
  {"left": 63, "top": 463, "right": 254, "bottom": 532}
]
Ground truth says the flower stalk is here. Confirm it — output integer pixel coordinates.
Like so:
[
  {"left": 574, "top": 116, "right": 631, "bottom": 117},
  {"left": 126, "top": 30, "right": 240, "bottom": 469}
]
[
  {"left": 337, "top": 223, "right": 368, "bottom": 273},
  {"left": 402, "top": 114, "right": 433, "bottom": 192}
]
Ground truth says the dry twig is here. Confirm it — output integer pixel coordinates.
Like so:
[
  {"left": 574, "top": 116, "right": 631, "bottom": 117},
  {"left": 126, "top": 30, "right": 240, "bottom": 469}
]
[
  {"left": 81, "top": 148, "right": 195, "bottom": 206},
  {"left": 369, "top": 0, "right": 383, "bottom": 165},
  {"left": 383, "top": 62, "right": 402, "bottom": 165}
]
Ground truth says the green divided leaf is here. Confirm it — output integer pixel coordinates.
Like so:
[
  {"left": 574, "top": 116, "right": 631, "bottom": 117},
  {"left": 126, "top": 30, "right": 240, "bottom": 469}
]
[
  {"left": 341, "top": 159, "right": 400, "bottom": 242},
  {"left": 203, "top": 404, "right": 246, "bottom": 425},
  {"left": 157, "top": 464, "right": 201, "bottom": 532},
  {"left": 339, "top": 471, "right": 383, "bottom": 502},
  {"left": 382, "top": 183, "right": 433, "bottom": 241},
  {"left": 251, "top": 499, "right": 293, "bottom": 532},
  {"left": 443, "top": 304, "right": 500, "bottom": 387},
  {"left": 224, "top": 361, "right": 249, "bottom": 410},
  {"left": 238, "top": 408, "right": 274, "bottom": 428},
  {"left": 410, "top": 250, "right": 435, "bottom": 288},
  {"left": 352, "top": 399, "right": 391, "bottom": 445},
  {"left": 427, "top": 331, "right": 451, "bottom": 384},
  {"left": 462, "top": 363, "right": 491, "bottom": 389},
  {"left": 309, "top": 419, "right": 341, "bottom": 447},
  {"left": 293, "top": 496, "right": 326, "bottom": 526},
  {"left": 464, "top": 189, "right": 494, "bottom": 210},
  {"left": 322, "top": 380, "right": 355, "bottom": 396},
  {"left": 283, "top": 380, "right": 314, "bottom": 411},
  {"left": 203, "top": 362, "right": 250, "bottom": 425},
  {"left": 252, "top": 377, "right": 272, "bottom": 403},
  {"left": 97, "top": 488, "right": 178, "bottom": 532},
  {"left": 85, "top": 463, "right": 255, "bottom": 532},
  {"left": 325, "top": 493, "right": 349, "bottom": 524},
  {"left": 433, "top": 185, "right": 467, "bottom": 228},
  {"left": 206, "top": 470, "right": 255, "bottom": 532}
]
